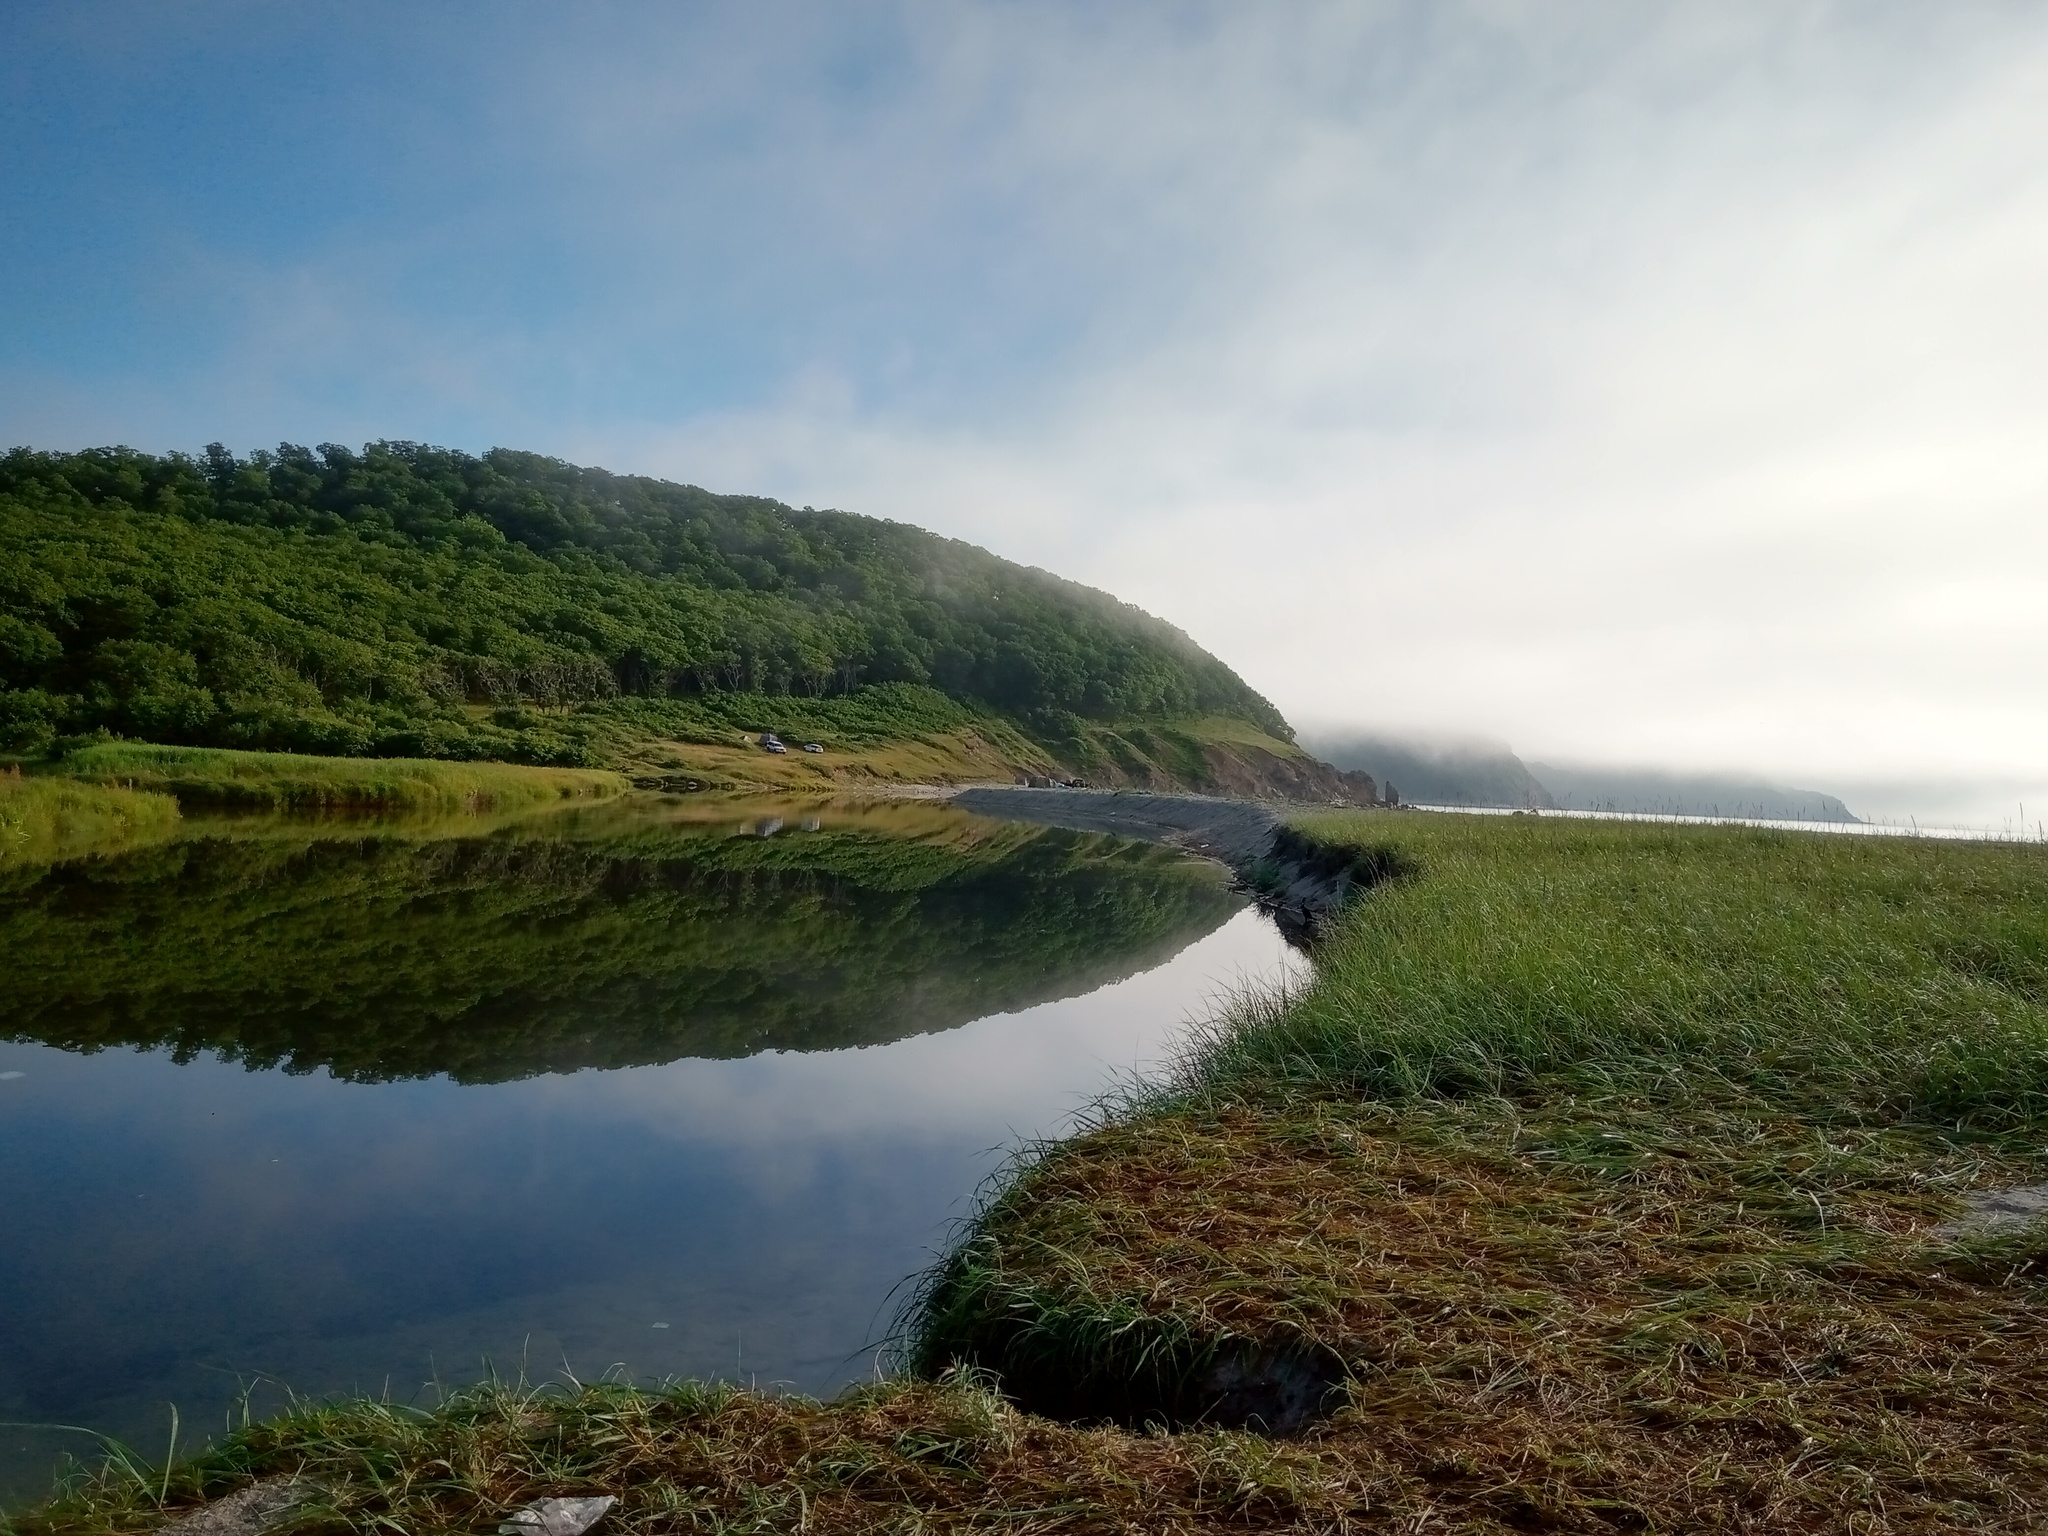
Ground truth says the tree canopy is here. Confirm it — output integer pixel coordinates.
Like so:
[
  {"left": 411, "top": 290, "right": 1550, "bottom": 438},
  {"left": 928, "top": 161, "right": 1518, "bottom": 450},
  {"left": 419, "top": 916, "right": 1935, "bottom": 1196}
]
[{"left": 0, "top": 442, "right": 1288, "bottom": 762}]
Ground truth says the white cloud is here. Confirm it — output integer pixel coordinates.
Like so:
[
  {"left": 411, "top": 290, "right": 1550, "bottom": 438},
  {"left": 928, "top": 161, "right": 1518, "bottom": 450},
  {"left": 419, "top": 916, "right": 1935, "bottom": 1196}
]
[
  {"left": 14, "top": 1, "right": 2047, "bottom": 822},
  {"left": 553, "top": 4, "right": 2048, "bottom": 821}
]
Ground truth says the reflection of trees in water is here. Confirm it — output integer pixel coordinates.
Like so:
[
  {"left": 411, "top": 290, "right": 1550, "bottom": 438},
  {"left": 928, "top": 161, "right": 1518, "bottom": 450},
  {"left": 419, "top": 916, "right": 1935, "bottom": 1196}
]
[{"left": 0, "top": 819, "right": 1238, "bottom": 1083}]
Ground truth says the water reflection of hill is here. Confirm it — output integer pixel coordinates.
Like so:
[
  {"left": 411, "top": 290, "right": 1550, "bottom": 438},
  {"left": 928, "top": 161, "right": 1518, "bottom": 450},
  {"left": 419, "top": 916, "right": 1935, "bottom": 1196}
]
[{"left": 0, "top": 800, "right": 1239, "bottom": 1082}]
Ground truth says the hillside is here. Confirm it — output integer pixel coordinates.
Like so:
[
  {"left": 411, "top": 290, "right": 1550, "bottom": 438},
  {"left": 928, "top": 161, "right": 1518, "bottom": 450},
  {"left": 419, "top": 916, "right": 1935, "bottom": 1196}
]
[
  {"left": 1301, "top": 729, "right": 1555, "bottom": 808},
  {"left": 1526, "top": 762, "right": 1862, "bottom": 822},
  {"left": 0, "top": 443, "right": 1351, "bottom": 793}
]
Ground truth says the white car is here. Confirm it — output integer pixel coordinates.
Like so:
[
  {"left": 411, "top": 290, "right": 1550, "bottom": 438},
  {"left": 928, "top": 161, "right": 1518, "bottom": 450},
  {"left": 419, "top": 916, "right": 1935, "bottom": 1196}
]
[{"left": 802, "top": 742, "right": 824, "bottom": 754}]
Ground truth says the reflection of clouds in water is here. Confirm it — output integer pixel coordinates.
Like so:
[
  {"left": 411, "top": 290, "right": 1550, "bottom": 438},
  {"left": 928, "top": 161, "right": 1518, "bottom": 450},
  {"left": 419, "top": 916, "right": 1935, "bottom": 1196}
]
[
  {"left": 0, "top": 905, "right": 1305, "bottom": 1498},
  {"left": 6, "top": 910, "right": 1304, "bottom": 1223},
  {"left": 0, "top": 911, "right": 1303, "bottom": 1219},
  {"left": 503, "top": 909, "right": 1304, "bottom": 1159}
]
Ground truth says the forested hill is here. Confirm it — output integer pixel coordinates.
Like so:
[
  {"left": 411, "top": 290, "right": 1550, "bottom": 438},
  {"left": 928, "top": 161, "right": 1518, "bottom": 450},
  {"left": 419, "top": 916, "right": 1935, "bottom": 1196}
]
[{"left": 0, "top": 442, "right": 1287, "bottom": 765}]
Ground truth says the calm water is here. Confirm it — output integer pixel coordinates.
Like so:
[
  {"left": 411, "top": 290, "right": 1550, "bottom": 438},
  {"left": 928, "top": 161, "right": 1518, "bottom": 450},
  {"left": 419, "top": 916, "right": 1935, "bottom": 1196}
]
[{"left": 0, "top": 796, "right": 1300, "bottom": 1503}]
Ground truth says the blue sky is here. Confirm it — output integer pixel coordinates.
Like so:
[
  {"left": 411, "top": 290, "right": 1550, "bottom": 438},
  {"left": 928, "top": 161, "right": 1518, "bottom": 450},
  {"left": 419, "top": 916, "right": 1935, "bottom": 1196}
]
[
  {"left": 7, "top": 2, "right": 2048, "bottom": 823},
  {"left": 4, "top": 4, "right": 1093, "bottom": 434}
]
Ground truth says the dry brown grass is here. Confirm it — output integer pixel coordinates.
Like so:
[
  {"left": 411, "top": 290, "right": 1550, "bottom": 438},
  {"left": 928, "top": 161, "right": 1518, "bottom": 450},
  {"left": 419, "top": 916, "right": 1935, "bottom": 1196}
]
[
  {"left": 13, "top": 1374, "right": 1404, "bottom": 1536},
  {"left": 34, "top": 1098, "right": 2048, "bottom": 1536},
  {"left": 924, "top": 1095, "right": 2048, "bottom": 1532}
]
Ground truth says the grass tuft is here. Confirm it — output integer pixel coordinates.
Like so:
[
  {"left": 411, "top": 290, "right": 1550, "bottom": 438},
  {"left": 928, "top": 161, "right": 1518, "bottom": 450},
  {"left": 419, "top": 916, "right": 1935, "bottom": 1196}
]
[
  {"left": 10, "top": 1374, "right": 1384, "bottom": 1536},
  {"left": 0, "top": 773, "right": 181, "bottom": 868}
]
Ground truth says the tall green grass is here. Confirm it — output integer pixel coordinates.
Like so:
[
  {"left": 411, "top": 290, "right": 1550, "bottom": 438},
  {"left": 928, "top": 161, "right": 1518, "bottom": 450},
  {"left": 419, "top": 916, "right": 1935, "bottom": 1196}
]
[
  {"left": 51, "top": 742, "right": 626, "bottom": 813},
  {"left": 906, "top": 812, "right": 2048, "bottom": 1530},
  {"left": 0, "top": 774, "right": 181, "bottom": 868},
  {"left": 1178, "top": 811, "right": 2048, "bottom": 1127}
]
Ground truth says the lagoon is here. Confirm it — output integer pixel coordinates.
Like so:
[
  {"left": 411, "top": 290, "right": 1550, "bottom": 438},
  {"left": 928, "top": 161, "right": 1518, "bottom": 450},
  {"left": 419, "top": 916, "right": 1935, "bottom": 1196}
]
[{"left": 0, "top": 796, "right": 1299, "bottom": 1505}]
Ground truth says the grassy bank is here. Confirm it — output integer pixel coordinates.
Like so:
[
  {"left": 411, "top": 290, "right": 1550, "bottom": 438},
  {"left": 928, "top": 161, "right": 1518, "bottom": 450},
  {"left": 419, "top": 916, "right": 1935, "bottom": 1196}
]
[
  {"left": 0, "top": 774, "right": 181, "bottom": 868},
  {"left": 12, "top": 1375, "right": 1372, "bottom": 1536},
  {"left": 49, "top": 743, "right": 626, "bottom": 812},
  {"left": 916, "top": 813, "right": 2048, "bottom": 1531},
  {"left": 18, "top": 812, "right": 2048, "bottom": 1534}
]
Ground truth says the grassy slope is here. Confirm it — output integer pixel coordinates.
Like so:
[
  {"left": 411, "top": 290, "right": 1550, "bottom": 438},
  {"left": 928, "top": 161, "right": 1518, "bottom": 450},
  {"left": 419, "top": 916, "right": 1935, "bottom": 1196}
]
[
  {"left": 26, "top": 684, "right": 1327, "bottom": 803},
  {"left": 1059, "top": 715, "right": 1338, "bottom": 794},
  {"left": 604, "top": 709, "right": 1325, "bottom": 793},
  {"left": 576, "top": 685, "right": 1064, "bottom": 788},
  {"left": 464, "top": 688, "right": 1328, "bottom": 793},
  {"left": 29, "top": 814, "right": 2046, "bottom": 1533}
]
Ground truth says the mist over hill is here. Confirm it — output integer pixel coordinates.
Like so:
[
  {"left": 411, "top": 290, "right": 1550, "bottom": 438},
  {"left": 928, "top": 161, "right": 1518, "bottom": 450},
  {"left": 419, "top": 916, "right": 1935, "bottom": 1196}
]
[
  {"left": 1525, "top": 764, "right": 1862, "bottom": 823},
  {"left": 1304, "top": 727, "right": 1863, "bottom": 825},
  {"left": 1299, "top": 731, "right": 1555, "bottom": 809}
]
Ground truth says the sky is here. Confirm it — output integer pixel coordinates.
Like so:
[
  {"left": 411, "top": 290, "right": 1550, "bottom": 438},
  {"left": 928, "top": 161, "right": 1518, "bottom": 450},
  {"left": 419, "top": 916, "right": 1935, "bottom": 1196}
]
[{"left": 5, "top": 1, "right": 2045, "bottom": 826}]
